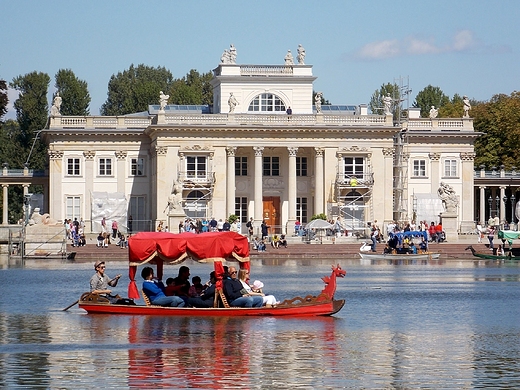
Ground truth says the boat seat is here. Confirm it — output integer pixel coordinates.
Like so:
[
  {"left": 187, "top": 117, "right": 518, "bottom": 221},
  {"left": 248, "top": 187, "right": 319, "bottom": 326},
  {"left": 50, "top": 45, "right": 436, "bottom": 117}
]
[
  {"left": 214, "top": 288, "right": 230, "bottom": 308},
  {"left": 141, "top": 289, "right": 152, "bottom": 306}
]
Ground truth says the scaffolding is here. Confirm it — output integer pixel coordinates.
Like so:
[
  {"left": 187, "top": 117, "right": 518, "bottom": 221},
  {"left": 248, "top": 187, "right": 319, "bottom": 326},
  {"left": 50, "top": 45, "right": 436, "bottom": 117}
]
[{"left": 393, "top": 76, "right": 412, "bottom": 225}]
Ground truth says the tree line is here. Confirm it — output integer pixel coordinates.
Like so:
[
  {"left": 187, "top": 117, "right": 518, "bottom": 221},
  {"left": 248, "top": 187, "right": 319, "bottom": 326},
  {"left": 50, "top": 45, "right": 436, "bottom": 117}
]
[{"left": 0, "top": 66, "right": 519, "bottom": 221}]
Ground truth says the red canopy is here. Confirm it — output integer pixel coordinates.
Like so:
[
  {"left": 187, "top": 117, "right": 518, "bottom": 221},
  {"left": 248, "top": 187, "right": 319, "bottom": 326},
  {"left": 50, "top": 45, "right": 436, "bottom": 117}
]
[{"left": 127, "top": 231, "right": 250, "bottom": 299}]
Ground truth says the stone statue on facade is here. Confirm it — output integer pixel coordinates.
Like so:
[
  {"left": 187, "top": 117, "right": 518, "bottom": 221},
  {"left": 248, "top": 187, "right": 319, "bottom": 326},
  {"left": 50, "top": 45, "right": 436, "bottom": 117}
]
[
  {"left": 168, "top": 181, "right": 183, "bottom": 212},
  {"left": 429, "top": 105, "right": 438, "bottom": 119},
  {"left": 315, "top": 92, "right": 323, "bottom": 114},
  {"left": 438, "top": 182, "right": 459, "bottom": 213},
  {"left": 284, "top": 50, "right": 294, "bottom": 65},
  {"left": 228, "top": 92, "right": 238, "bottom": 113},
  {"left": 297, "top": 44, "right": 306, "bottom": 65},
  {"left": 383, "top": 93, "right": 392, "bottom": 115},
  {"left": 51, "top": 92, "right": 62, "bottom": 116},
  {"left": 159, "top": 91, "right": 169, "bottom": 111},
  {"left": 463, "top": 95, "right": 471, "bottom": 118}
]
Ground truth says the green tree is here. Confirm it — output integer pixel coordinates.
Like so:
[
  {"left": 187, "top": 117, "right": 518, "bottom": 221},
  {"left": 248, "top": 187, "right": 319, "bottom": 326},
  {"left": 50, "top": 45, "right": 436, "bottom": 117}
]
[
  {"left": 369, "top": 83, "right": 400, "bottom": 118},
  {"left": 413, "top": 85, "right": 449, "bottom": 118},
  {"left": 473, "top": 92, "right": 520, "bottom": 169},
  {"left": 169, "top": 69, "right": 213, "bottom": 105},
  {"left": 10, "top": 71, "right": 50, "bottom": 170},
  {"left": 0, "top": 79, "right": 8, "bottom": 121},
  {"left": 101, "top": 64, "right": 174, "bottom": 115},
  {"left": 54, "top": 69, "right": 91, "bottom": 115}
]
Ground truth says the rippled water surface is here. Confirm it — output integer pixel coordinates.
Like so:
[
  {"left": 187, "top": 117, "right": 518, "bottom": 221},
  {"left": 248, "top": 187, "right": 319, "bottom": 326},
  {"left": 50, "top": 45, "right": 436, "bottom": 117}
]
[{"left": 1, "top": 259, "right": 519, "bottom": 388}]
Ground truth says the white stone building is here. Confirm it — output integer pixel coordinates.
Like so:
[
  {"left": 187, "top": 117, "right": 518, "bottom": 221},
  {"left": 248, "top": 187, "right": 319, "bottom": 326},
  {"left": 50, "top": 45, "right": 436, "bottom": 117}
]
[{"left": 41, "top": 54, "right": 478, "bottom": 237}]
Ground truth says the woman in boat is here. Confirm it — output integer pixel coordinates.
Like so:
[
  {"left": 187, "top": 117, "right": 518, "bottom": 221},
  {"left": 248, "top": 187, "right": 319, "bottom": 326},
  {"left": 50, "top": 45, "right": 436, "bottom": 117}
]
[
  {"left": 224, "top": 267, "right": 263, "bottom": 307},
  {"left": 238, "top": 269, "right": 277, "bottom": 306},
  {"left": 141, "top": 267, "right": 185, "bottom": 307}
]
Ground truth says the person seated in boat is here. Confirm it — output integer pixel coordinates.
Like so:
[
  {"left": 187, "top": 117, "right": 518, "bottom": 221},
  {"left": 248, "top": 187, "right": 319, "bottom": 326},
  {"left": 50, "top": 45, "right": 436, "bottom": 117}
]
[
  {"left": 409, "top": 242, "right": 418, "bottom": 254},
  {"left": 223, "top": 266, "right": 263, "bottom": 308},
  {"left": 188, "top": 276, "right": 205, "bottom": 297},
  {"left": 383, "top": 244, "right": 393, "bottom": 254},
  {"left": 188, "top": 272, "right": 218, "bottom": 308},
  {"left": 279, "top": 234, "right": 288, "bottom": 248},
  {"left": 90, "top": 260, "right": 122, "bottom": 303},
  {"left": 165, "top": 266, "right": 191, "bottom": 298},
  {"left": 141, "top": 267, "right": 185, "bottom": 307},
  {"left": 244, "top": 274, "right": 278, "bottom": 307},
  {"left": 419, "top": 238, "right": 428, "bottom": 253}
]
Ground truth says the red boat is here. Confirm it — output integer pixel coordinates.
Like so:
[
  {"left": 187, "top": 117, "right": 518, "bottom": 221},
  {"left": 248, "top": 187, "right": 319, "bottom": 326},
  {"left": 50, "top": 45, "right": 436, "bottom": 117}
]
[{"left": 78, "top": 231, "right": 346, "bottom": 317}]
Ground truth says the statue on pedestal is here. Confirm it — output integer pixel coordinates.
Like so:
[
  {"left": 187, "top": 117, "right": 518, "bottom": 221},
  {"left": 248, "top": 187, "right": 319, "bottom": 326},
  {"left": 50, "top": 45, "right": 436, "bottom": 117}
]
[
  {"left": 429, "top": 106, "right": 438, "bottom": 118},
  {"left": 463, "top": 95, "right": 471, "bottom": 118},
  {"left": 159, "top": 91, "right": 169, "bottom": 111},
  {"left": 437, "top": 182, "right": 459, "bottom": 213},
  {"left": 297, "top": 44, "right": 306, "bottom": 65},
  {"left": 228, "top": 92, "right": 238, "bottom": 113},
  {"left": 51, "top": 92, "right": 62, "bottom": 116}
]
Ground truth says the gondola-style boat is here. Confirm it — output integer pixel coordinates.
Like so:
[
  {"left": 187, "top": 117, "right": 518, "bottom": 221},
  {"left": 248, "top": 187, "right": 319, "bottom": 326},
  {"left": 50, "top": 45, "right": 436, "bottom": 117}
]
[
  {"left": 78, "top": 231, "right": 346, "bottom": 317},
  {"left": 465, "top": 230, "right": 520, "bottom": 260},
  {"left": 359, "top": 230, "right": 440, "bottom": 261}
]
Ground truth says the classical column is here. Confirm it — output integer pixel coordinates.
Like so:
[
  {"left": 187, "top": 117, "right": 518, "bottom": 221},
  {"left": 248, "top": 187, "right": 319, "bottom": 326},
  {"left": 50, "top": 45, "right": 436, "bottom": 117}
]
[
  {"left": 500, "top": 186, "right": 506, "bottom": 224},
  {"left": 84, "top": 150, "right": 96, "bottom": 230},
  {"left": 314, "top": 147, "right": 324, "bottom": 215},
  {"left": 253, "top": 146, "right": 264, "bottom": 227},
  {"left": 155, "top": 146, "right": 168, "bottom": 225},
  {"left": 48, "top": 150, "right": 64, "bottom": 222},
  {"left": 115, "top": 150, "right": 127, "bottom": 194},
  {"left": 429, "top": 153, "right": 441, "bottom": 193},
  {"left": 479, "top": 186, "right": 486, "bottom": 224},
  {"left": 287, "top": 147, "right": 298, "bottom": 228},
  {"left": 226, "top": 147, "right": 237, "bottom": 217},
  {"left": 2, "top": 184, "right": 8, "bottom": 225}
]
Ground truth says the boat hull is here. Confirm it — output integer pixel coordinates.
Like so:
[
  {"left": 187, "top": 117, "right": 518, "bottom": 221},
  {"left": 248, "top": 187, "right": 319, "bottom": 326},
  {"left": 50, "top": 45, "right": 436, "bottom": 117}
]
[
  {"left": 78, "top": 299, "right": 345, "bottom": 317},
  {"left": 359, "top": 252, "right": 440, "bottom": 261}
]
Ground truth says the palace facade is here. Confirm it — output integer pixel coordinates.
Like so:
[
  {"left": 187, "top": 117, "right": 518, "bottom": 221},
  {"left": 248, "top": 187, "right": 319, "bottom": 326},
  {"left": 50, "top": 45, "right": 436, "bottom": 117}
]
[{"left": 34, "top": 54, "right": 481, "bottom": 236}]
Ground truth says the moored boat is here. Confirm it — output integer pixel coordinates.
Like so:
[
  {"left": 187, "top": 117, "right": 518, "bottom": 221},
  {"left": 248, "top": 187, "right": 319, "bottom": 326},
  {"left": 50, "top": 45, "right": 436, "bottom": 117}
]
[
  {"left": 465, "top": 245, "right": 515, "bottom": 261},
  {"left": 78, "top": 231, "right": 346, "bottom": 317},
  {"left": 465, "top": 230, "right": 520, "bottom": 261},
  {"left": 359, "top": 252, "right": 440, "bottom": 261}
]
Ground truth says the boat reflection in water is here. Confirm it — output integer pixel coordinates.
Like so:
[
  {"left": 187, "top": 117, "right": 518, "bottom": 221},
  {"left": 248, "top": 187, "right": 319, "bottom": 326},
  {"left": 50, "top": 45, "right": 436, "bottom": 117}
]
[{"left": 120, "top": 315, "right": 338, "bottom": 388}]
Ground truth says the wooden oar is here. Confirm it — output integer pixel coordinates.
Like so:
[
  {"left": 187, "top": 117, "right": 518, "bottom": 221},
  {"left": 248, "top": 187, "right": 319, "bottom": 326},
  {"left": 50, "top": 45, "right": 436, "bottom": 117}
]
[{"left": 62, "top": 300, "right": 79, "bottom": 311}]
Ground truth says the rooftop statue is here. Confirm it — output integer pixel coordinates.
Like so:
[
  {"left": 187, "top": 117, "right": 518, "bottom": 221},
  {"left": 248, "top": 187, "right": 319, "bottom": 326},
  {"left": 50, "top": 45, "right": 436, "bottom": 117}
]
[
  {"left": 297, "top": 44, "right": 306, "bottom": 65},
  {"left": 315, "top": 92, "right": 323, "bottom": 114},
  {"left": 429, "top": 105, "right": 438, "bottom": 119},
  {"left": 383, "top": 93, "right": 392, "bottom": 115},
  {"left": 50, "top": 92, "right": 62, "bottom": 116},
  {"left": 159, "top": 91, "right": 169, "bottom": 111},
  {"left": 463, "top": 95, "right": 471, "bottom": 118},
  {"left": 220, "top": 44, "right": 237, "bottom": 64},
  {"left": 284, "top": 50, "right": 294, "bottom": 65},
  {"left": 438, "top": 182, "right": 459, "bottom": 213}
]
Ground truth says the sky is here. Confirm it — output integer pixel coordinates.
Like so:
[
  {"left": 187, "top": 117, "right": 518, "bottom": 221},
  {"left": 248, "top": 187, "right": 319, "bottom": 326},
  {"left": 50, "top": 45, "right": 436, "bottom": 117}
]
[{"left": 2, "top": 0, "right": 519, "bottom": 119}]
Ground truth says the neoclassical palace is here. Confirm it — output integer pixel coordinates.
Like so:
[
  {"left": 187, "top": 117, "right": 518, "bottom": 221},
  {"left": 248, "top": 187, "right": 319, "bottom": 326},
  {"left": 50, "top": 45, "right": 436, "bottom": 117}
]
[{"left": 3, "top": 49, "right": 497, "bottom": 236}]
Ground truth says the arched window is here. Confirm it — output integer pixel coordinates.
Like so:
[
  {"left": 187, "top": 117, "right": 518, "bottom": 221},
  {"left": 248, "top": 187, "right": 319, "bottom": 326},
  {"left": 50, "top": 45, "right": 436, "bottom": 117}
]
[{"left": 248, "top": 93, "right": 286, "bottom": 112}]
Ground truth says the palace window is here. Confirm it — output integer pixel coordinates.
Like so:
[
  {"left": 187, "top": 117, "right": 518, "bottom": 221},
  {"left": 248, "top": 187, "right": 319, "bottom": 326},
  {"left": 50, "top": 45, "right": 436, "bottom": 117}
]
[
  {"left": 131, "top": 158, "right": 144, "bottom": 176},
  {"left": 248, "top": 93, "right": 286, "bottom": 112},
  {"left": 444, "top": 159, "right": 457, "bottom": 177},
  {"left": 344, "top": 157, "right": 364, "bottom": 179},
  {"left": 235, "top": 156, "right": 248, "bottom": 176},
  {"left": 235, "top": 197, "right": 248, "bottom": 224},
  {"left": 297, "top": 197, "right": 308, "bottom": 223},
  {"left": 67, "top": 158, "right": 80, "bottom": 176},
  {"left": 263, "top": 156, "right": 280, "bottom": 176},
  {"left": 185, "top": 190, "right": 207, "bottom": 219},
  {"left": 66, "top": 196, "right": 81, "bottom": 220},
  {"left": 296, "top": 157, "right": 307, "bottom": 177},
  {"left": 186, "top": 156, "right": 207, "bottom": 180},
  {"left": 99, "top": 158, "right": 112, "bottom": 176},
  {"left": 413, "top": 159, "right": 426, "bottom": 177}
]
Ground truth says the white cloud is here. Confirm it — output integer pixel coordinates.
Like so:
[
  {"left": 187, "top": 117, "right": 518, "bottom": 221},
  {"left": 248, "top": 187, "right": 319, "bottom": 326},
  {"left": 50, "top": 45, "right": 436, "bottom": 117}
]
[
  {"left": 354, "top": 30, "right": 479, "bottom": 60},
  {"left": 356, "top": 39, "right": 401, "bottom": 60}
]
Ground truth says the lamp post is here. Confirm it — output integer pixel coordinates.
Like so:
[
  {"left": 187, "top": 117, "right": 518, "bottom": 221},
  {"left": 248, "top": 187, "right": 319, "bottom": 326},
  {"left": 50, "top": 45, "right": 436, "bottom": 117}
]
[
  {"left": 488, "top": 196, "right": 492, "bottom": 222},
  {"left": 495, "top": 195, "right": 500, "bottom": 218},
  {"left": 511, "top": 194, "right": 516, "bottom": 229}
]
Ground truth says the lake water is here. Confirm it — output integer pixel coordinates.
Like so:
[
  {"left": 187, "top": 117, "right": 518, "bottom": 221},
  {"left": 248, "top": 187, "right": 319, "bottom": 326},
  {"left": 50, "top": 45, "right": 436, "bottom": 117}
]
[{"left": 0, "top": 258, "right": 519, "bottom": 388}]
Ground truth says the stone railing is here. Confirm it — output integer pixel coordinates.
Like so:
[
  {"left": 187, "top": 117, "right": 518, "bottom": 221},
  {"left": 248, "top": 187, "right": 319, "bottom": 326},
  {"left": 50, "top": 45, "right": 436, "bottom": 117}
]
[
  {"left": 405, "top": 117, "right": 474, "bottom": 131},
  {"left": 49, "top": 116, "right": 152, "bottom": 129},
  {"left": 240, "top": 65, "right": 293, "bottom": 76}
]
